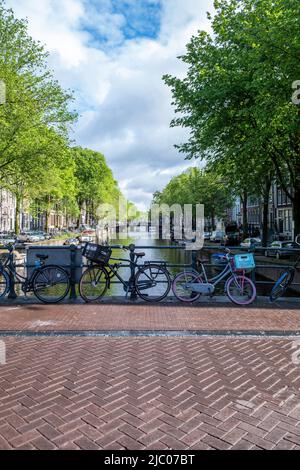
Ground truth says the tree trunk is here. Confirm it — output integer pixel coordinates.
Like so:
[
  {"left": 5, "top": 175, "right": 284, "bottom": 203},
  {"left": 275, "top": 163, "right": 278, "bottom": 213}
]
[
  {"left": 44, "top": 195, "right": 51, "bottom": 232},
  {"left": 241, "top": 191, "right": 248, "bottom": 239},
  {"left": 293, "top": 188, "right": 300, "bottom": 241},
  {"left": 14, "top": 194, "right": 21, "bottom": 235},
  {"left": 262, "top": 178, "right": 272, "bottom": 247},
  {"left": 210, "top": 210, "right": 215, "bottom": 231},
  {"left": 45, "top": 209, "right": 50, "bottom": 232}
]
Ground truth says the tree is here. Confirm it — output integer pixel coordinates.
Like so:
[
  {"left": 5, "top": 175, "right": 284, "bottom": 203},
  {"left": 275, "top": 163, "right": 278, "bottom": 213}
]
[
  {"left": 163, "top": 0, "right": 300, "bottom": 240},
  {"left": 3, "top": 127, "right": 76, "bottom": 233},
  {"left": 72, "top": 147, "right": 122, "bottom": 227},
  {"left": 154, "top": 167, "right": 232, "bottom": 230},
  {"left": 0, "top": 1, "right": 77, "bottom": 193}
]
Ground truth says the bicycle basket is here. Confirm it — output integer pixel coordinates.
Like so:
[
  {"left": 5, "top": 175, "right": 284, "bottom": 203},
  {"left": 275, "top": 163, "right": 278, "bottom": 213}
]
[
  {"left": 82, "top": 243, "right": 112, "bottom": 264},
  {"left": 234, "top": 253, "right": 255, "bottom": 271}
]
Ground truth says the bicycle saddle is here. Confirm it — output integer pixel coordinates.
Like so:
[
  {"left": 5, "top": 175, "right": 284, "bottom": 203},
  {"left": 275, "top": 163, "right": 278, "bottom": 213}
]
[
  {"left": 36, "top": 254, "right": 49, "bottom": 260},
  {"left": 135, "top": 252, "right": 145, "bottom": 258}
]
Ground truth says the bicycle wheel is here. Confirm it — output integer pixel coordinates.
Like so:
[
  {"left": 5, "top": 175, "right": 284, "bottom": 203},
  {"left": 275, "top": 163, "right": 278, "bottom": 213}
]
[
  {"left": 33, "top": 266, "right": 70, "bottom": 303},
  {"left": 135, "top": 264, "right": 171, "bottom": 302},
  {"left": 172, "top": 271, "right": 202, "bottom": 302},
  {"left": 0, "top": 270, "right": 9, "bottom": 300},
  {"left": 270, "top": 269, "right": 294, "bottom": 302},
  {"left": 79, "top": 265, "right": 109, "bottom": 302},
  {"left": 226, "top": 275, "right": 256, "bottom": 305}
]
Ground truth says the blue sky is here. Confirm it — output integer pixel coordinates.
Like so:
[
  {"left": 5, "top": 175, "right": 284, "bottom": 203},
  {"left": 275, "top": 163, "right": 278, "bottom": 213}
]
[
  {"left": 6, "top": 0, "right": 214, "bottom": 210},
  {"left": 109, "top": 0, "right": 161, "bottom": 39},
  {"left": 81, "top": 0, "right": 162, "bottom": 48}
]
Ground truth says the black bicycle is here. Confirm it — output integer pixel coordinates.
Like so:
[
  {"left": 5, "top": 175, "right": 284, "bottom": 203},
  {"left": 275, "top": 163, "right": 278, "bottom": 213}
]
[
  {"left": 79, "top": 243, "right": 171, "bottom": 302},
  {"left": 0, "top": 243, "right": 70, "bottom": 303},
  {"left": 270, "top": 255, "right": 300, "bottom": 302}
]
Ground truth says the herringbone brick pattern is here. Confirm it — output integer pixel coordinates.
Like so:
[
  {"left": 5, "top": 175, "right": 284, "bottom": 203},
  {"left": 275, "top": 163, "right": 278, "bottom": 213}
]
[
  {"left": 1, "top": 337, "right": 300, "bottom": 449},
  {"left": 0, "top": 301, "right": 300, "bottom": 331}
]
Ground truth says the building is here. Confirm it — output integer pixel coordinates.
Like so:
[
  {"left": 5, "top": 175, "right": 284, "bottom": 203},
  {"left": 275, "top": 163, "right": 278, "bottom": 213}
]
[
  {"left": 0, "top": 189, "right": 73, "bottom": 233},
  {"left": 272, "top": 185, "right": 293, "bottom": 239},
  {"left": 230, "top": 183, "right": 294, "bottom": 241},
  {"left": 0, "top": 188, "right": 16, "bottom": 232}
]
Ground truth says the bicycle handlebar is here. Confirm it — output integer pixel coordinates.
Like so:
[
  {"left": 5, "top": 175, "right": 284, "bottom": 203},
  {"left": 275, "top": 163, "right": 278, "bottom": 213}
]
[
  {"left": 3, "top": 242, "right": 15, "bottom": 252},
  {"left": 114, "top": 244, "right": 136, "bottom": 252}
]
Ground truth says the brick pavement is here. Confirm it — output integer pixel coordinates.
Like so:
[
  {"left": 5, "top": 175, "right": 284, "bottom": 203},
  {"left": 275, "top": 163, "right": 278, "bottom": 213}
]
[
  {"left": 0, "top": 300, "right": 300, "bottom": 332},
  {"left": 1, "top": 336, "right": 300, "bottom": 450},
  {"left": 1, "top": 300, "right": 300, "bottom": 451}
]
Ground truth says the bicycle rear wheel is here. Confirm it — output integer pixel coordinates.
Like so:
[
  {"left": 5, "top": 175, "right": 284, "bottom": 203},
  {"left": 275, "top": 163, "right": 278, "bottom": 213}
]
[
  {"left": 33, "top": 266, "right": 70, "bottom": 303},
  {"left": 79, "top": 265, "right": 109, "bottom": 302},
  {"left": 270, "top": 269, "right": 294, "bottom": 302},
  {"left": 0, "top": 270, "right": 9, "bottom": 300},
  {"left": 172, "top": 271, "right": 202, "bottom": 302},
  {"left": 135, "top": 264, "right": 171, "bottom": 302}
]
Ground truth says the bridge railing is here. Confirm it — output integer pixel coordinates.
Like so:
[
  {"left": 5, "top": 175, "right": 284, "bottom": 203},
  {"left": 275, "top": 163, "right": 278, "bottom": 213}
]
[{"left": 2, "top": 243, "right": 300, "bottom": 300}]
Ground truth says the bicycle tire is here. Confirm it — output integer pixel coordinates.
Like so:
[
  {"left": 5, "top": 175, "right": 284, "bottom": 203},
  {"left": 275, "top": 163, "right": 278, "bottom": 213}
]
[
  {"left": 172, "top": 271, "right": 202, "bottom": 302},
  {"left": 226, "top": 275, "right": 256, "bottom": 306},
  {"left": 135, "top": 264, "right": 171, "bottom": 302},
  {"left": 0, "top": 270, "right": 10, "bottom": 300},
  {"left": 270, "top": 268, "right": 294, "bottom": 302},
  {"left": 79, "top": 265, "right": 109, "bottom": 302},
  {"left": 33, "top": 265, "right": 70, "bottom": 303}
]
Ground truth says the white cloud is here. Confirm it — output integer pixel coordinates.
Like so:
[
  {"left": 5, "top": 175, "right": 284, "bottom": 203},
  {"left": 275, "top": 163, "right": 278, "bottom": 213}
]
[{"left": 6, "top": 0, "right": 214, "bottom": 211}]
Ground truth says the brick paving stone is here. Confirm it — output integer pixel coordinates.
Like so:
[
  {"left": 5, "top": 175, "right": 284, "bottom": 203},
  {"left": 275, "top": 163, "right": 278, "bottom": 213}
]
[
  {"left": 74, "top": 436, "right": 100, "bottom": 450},
  {"left": 0, "top": 300, "right": 299, "bottom": 332},
  {"left": 0, "top": 335, "right": 300, "bottom": 450}
]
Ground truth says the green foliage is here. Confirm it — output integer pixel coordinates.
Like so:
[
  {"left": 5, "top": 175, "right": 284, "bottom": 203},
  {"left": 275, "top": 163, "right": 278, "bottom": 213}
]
[
  {"left": 0, "top": 1, "right": 133, "bottom": 232},
  {"left": 72, "top": 147, "right": 123, "bottom": 225},
  {"left": 163, "top": 0, "right": 300, "bottom": 236},
  {"left": 154, "top": 167, "right": 232, "bottom": 227}
]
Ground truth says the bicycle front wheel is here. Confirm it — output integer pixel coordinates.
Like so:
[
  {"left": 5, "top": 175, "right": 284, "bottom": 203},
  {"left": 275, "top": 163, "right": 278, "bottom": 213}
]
[
  {"left": 135, "top": 264, "right": 171, "bottom": 302},
  {"left": 270, "top": 269, "right": 294, "bottom": 302},
  {"left": 33, "top": 266, "right": 70, "bottom": 303},
  {"left": 172, "top": 271, "right": 202, "bottom": 302},
  {"left": 0, "top": 270, "right": 9, "bottom": 300},
  {"left": 226, "top": 275, "right": 256, "bottom": 306},
  {"left": 79, "top": 265, "right": 109, "bottom": 302}
]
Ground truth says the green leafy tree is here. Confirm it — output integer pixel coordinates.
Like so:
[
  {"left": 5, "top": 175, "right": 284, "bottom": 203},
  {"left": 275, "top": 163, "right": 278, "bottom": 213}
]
[
  {"left": 72, "top": 147, "right": 122, "bottom": 227},
  {"left": 154, "top": 167, "right": 232, "bottom": 230},
  {"left": 163, "top": 0, "right": 300, "bottom": 240}
]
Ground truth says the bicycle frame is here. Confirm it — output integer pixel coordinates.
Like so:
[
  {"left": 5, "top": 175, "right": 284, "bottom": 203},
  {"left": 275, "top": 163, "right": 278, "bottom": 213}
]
[
  {"left": 2, "top": 256, "right": 27, "bottom": 282},
  {"left": 89, "top": 254, "right": 145, "bottom": 293},
  {"left": 89, "top": 254, "right": 167, "bottom": 297},
  {"left": 1, "top": 249, "right": 48, "bottom": 291},
  {"left": 184, "top": 257, "right": 249, "bottom": 295},
  {"left": 198, "top": 260, "right": 233, "bottom": 286}
]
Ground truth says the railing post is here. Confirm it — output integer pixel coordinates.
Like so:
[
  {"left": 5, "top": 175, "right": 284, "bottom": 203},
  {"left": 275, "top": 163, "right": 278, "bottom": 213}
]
[
  {"left": 129, "top": 244, "right": 137, "bottom": 300},
  {"left": 69, "top": 245, "right": 77, "bottom": 300},
  {"left": 191, "top": 250, "right": 197, "bottom": 271},
  {"left": 8, "top": 249, "right": 17, "bottom": 299},
  {"left": 251, "top": 266, "right": 256, "bottom": 286}
]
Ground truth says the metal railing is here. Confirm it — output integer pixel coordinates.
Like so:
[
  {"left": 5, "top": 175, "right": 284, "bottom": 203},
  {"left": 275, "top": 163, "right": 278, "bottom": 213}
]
[{"left": 2, "top": 242, "right": 300, "bottom": 300}]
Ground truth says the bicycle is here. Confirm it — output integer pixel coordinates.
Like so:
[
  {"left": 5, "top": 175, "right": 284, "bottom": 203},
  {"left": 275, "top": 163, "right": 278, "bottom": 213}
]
[
  {"left": 79, "top": 243, "right": 171, "bottom": 302},
  {"left": 172, "top": 249, "right": 257, "bottom": 306},
  {"left": 0, "top": 243, "right": 70, "bottom": 303},
  {"left": 269, "top": 255, "right": 300, "bottom": 302}
]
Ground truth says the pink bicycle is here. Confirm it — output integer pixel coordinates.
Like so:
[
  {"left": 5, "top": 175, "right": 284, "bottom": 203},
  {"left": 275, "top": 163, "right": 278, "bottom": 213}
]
[{"left": 172, "top": 249, "right": 257, "bottom": 306}]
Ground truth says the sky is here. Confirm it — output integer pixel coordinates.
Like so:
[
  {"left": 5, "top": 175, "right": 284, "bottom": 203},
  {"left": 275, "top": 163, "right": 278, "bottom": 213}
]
[{"left": 6, "top": 0, "right": 214, "bottom": 211}]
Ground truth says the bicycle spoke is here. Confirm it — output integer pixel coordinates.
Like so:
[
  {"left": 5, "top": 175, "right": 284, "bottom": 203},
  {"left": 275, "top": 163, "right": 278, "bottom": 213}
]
[
  {"left": 33, "top": 267, "right": 70, "bottom": 303},
  {"left": 135, "top": 264, "right": 170, "bottom": 301},
  {"left": 172, "top": 271, "right": 202, "bottom": 302},
  {"left": 79, "top": 266, "right": 108, "bottom": 302},
  {"left": 226, "top": 275, "right": 256, "bottom": 305}
]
